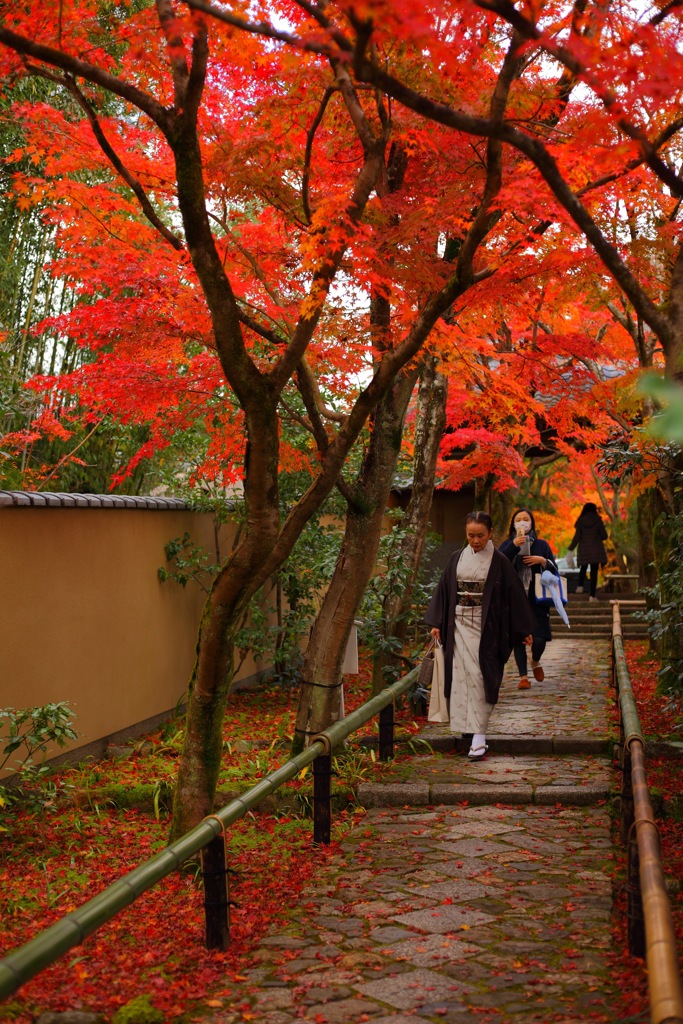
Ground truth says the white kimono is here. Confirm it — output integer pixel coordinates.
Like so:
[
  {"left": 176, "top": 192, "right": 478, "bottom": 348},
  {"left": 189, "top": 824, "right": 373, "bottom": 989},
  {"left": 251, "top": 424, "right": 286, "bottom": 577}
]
[{"left": 449, "top": 540, "right": 495, "bottom": 734}]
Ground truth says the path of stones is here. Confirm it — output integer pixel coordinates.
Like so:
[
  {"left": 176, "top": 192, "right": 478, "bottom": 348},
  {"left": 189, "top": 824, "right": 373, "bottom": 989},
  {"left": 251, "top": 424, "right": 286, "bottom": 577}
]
[{"left": 204, "top": 638, "right": 623, "bottom": 1024}]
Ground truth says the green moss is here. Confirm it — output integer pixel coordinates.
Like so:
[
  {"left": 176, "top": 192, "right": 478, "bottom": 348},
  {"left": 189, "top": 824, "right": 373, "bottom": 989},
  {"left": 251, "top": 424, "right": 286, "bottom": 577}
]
[
  {"left": 82, "top": 782, "right": 172, "bottom": 814},
  {"left": 0, "top": 1002, "right": 26, "bottom": 1020},
  {"left": 112, "top": 994, "right": 165, "bottom": 1024}
]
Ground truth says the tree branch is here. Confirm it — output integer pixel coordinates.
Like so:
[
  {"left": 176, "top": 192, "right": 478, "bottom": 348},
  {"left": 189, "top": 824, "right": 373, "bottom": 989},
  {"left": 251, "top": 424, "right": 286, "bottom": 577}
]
[
  {"left": 52, "top": 72, "right": 183, "bottom": 250},
  {"left": 298, "top": 357, "right": 347, "bottom": 423},
  {"left": 268, "top": 140, "right": 385, "bottom": 393},
  {"left": 650, "top": 0, "right": 683, "bottom": 26},
  {"left": 455, "top": 31, "right": 525, "bottom": 285},
  {"left": 0, "top": 27, "right": 172, "bottom": 132},
  {"left": 278, "top": 393, "right": 315, "bottom": 435},
  {"left": 184, "top": 15, "right": 209, "bottom": 126},
  {"left": 182, "top": 0, "right": 337, "bottom": 54},
  {"left": 474, "top": 0, "right": 683, "bottom": 199},
  {"left": 293, "top": 364, "right": 334, "bottom": 455},
  {"left": 303, "top": 85, "right": 337, "bottom": 223},
  {"left": 349, "top": 59, "right": 676, "bottom": 354},
  {"left": 237, "top": 309, "right": 288, "bottom": 348},
  {"left": 155, "top": 0, "right": 191, "bottom": 107}
]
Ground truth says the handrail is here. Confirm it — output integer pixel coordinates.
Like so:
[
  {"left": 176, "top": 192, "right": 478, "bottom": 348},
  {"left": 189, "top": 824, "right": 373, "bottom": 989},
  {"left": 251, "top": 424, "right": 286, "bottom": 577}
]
[
  {"left": 0, "top": 665, "right": 419, "bottom": 1001},
  {"left": 611, "top": 602, "right": 683, "bottom": 1024}
]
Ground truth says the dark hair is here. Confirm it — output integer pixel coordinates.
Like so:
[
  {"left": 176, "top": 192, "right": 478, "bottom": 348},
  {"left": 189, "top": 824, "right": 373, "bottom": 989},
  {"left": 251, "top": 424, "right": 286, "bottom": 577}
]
[
  {"left": 465, "top": 510, "right": 493, "bottom": 531},
  {"left": 575, "top": 501, "right": 601, "bottom": 527},
  {"left": 507, "top": 507, "right": 537, "bottom": 540}
]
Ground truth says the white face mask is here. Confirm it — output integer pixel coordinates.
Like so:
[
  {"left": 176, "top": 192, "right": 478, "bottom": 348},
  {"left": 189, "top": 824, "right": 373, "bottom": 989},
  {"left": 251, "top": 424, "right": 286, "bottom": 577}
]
[{"left": 515, "top": 519, "right": 531, "bottom": 535}]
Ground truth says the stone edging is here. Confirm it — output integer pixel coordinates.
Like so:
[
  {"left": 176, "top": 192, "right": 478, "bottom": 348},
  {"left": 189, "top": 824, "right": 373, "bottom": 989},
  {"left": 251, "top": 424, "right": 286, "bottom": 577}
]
[{"left": 357, "top": 780, "right": 612, "bottom": 807}]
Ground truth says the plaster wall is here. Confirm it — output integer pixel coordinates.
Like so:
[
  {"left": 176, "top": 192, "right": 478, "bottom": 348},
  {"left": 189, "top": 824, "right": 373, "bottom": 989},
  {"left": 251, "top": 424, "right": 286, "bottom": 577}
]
[{"left": 0, "top": 504, "right": 268, "bottom": 769}]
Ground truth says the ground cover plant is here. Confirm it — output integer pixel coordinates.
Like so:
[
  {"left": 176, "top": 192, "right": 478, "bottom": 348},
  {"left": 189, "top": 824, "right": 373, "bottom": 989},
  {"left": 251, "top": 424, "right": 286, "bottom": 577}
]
[
  {"left": 1, "top": 646, "right": 681, "bottom": 1022},
  {"left": 0, "top": 662, "right": 421, "bottom": 1022}
]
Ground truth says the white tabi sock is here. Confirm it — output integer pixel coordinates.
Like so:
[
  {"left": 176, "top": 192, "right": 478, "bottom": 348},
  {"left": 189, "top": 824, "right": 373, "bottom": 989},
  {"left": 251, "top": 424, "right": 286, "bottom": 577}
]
[{"left": 471, "top": 733, "right": 486, "bottom": 752}]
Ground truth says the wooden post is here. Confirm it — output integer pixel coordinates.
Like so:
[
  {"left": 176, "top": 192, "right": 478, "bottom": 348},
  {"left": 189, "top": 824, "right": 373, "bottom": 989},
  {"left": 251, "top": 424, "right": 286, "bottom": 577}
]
[
  {"left": 313, "top": 753, "right": 332, "bottom": 845},
  {"left": 627, "top": 826, "right": 645, "bottom": 959},
  {"left": 379, "top": 700, "right": 395, "bottom": 761},
  {"left": 201, "top": 831, "right": 230, "bottom": 950}
]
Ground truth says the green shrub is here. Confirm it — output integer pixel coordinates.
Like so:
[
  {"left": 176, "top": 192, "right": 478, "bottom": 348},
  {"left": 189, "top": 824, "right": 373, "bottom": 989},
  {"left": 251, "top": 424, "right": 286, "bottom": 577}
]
[{"left": 0, "top": 702, "right": 78, "bottom": 815}]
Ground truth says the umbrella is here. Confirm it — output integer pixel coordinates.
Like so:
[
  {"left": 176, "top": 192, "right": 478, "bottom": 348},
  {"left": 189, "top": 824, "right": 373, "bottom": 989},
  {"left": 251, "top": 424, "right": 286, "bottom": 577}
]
[{"left": 540, "top": 569, "right": 570, "bottom": 627}]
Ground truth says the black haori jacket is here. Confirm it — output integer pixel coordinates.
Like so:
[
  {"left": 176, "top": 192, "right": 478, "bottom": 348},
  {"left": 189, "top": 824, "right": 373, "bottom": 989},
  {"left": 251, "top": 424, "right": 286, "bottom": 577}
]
[{"left": 425, "top": 548, "right": 537, "bottom": 705}]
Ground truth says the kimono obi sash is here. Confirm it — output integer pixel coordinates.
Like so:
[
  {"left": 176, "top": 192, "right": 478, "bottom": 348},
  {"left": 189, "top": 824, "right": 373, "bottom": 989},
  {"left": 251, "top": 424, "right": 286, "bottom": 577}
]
[{"left": 456, "top": 579, "right": 485, "bottom": 607}]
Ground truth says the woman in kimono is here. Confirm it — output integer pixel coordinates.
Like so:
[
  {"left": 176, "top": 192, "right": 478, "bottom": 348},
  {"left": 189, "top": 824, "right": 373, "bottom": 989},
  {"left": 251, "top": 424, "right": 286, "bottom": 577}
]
[
  {"left": 499, "top": 507, "right": 560, "bottom": 690},
  {"left": 425, "top": 511, "right": 536, "bottom": 761}
]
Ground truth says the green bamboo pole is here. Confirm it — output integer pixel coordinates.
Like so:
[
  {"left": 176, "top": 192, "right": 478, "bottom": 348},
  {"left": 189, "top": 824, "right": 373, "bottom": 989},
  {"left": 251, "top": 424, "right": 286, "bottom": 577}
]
[
  {"left": 0, "top": 667, "right": 419, "bottom": 1000},
  {"left": 613, "top": 632, "right": 643, "bottom": 748}
]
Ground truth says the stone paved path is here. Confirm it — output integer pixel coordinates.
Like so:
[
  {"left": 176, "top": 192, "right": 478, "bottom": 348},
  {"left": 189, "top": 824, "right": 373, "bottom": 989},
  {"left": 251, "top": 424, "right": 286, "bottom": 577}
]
[
  {"left": 359, "top": 640, "right": 614, "bottom": 809},
  {"left": 425, "top": 637, "right": 612, "bottom": 740},
  {"left": 201, "top": 639, "right": 620, "bottom": 1024}
]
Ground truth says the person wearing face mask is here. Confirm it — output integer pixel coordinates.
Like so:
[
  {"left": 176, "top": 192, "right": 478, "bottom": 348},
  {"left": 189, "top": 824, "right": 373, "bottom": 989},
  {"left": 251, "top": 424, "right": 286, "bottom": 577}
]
[
  {"left": 499, "top": 507, "right": 560, "bottom": 690},
  {"left": 425, "top": 511, "right": 536, "bottom": 761}
]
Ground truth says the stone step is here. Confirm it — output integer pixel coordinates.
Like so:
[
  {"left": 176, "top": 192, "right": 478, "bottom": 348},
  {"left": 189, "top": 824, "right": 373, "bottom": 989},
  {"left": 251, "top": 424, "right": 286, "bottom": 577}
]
[
  {"left": 357, "top": 779, "right": 612, "bottom": 808},
  {"left": 557, "top": 632, "right": 646, "bottom": 641},
  {"left": 551, "top": 619, "right": 647, "bottom": 629},
  {"left": 357, "top": 748, "right": 613, "bottom": 809},
  {"left": 417, "top": 732, "right": 613, "bottom": 756},
  {"left": 555, "top": 601, "right": 646, "bottom": 610},
  {"left": 557, "top": 606, "right": 647, "bottom": 614},
  {"left": 551, "top": 629, "right": 647, "bottom": 639}
]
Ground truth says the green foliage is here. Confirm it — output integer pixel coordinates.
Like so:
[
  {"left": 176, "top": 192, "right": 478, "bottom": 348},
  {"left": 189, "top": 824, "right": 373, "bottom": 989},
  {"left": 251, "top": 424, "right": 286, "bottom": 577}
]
[
  {"left": 158, "top": 531, "right": 221, "bottom": 592},
  {"left": 597, "top": 435, "right": 680, "bottom": 490},
  {"left": 358, "top": 511, "right": 441, "bottom": 683},
  {"left": 641, "top": 374, "right": 683, "bottom": 444},
  {"left": 159, "top": 505, "right": 343, "bottom": 687},
  {"left": 0, "top": 701, "right": 78, "bottom": 816},
  {"left": 600, "top": 435, "right": 683, "bottom": 692},
  {"left": 112, "top": 994, "right": 165, "bottom": 1024},
  {"left": 640, "top": 506, "right": 683, "bottom": 692}
]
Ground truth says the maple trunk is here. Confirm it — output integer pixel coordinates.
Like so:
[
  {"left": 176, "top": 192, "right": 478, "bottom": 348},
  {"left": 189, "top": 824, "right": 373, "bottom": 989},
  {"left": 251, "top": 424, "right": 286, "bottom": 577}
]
[
  {"left": 371, "top": 357, "right": 447, "bottom": 694},
  {"left": 292, "top": 362, "right": 418, "bottom": 752},
  {"left": 171, "top": 393, "right": 283, "bottom": 836}
]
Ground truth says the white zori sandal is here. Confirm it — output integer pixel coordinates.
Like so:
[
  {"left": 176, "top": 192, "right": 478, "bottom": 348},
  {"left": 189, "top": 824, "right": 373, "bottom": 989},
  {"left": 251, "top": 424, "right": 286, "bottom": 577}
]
[{"left": 467, "top": 743, "right": 489, "bottom": 761}]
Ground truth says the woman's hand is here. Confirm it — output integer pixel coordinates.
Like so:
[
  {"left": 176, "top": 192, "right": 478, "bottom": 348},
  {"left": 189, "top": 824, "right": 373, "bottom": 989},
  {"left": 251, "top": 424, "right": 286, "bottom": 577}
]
[
  {"left": 513, "top": 534, "right": 526, "bottom": 547},
  {"left": 523, "top": 634, "right": 533, "bottom": 645},
  {"left": 430, "top": 627, "right": 441, "bottom": 642},
  {"left": 522, "top": 555, "right": 546, "bottom": 567}
]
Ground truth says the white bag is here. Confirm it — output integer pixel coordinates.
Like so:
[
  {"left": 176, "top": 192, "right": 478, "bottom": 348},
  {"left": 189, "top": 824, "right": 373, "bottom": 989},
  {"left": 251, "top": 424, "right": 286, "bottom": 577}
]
[
  {"left": 565, "top": 549, "right": 575, "bottom": 569},
  {"left": 534, "top": 573, "right": 568, "bottom": 605},
  {"left": 427, "top": 642, "right": 448, "bottom": 723}
]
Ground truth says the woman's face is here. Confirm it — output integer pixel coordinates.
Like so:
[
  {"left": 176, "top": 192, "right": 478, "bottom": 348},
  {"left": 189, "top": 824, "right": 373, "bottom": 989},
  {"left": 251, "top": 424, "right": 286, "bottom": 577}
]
[
  {"left": 514, "top": 511, "right": 532, "bottom": 534},
  {"left": 466, "top": 522, "right": 493, "bottom": 552}
]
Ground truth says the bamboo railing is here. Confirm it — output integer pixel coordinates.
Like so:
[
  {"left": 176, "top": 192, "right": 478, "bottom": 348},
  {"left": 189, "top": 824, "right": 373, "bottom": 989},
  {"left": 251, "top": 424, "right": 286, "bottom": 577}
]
[
  {"left": 0, "top": 665, "right": 419, "bottom": 1001},
  {"left": 612, "top": 602, "right": 683, "bottom": 1024}
]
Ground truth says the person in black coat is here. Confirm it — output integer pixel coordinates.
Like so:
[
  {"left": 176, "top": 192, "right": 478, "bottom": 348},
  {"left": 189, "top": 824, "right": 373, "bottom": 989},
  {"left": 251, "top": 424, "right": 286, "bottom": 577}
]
[
  {"left": 499, "top": 507, "right": 559, "bottom": 690},
  {"left": 425, "top": 511, "right": 536, "bottom": 760},
  {"left": 568, "top": 502, "right": 608, "bottom": 602}
]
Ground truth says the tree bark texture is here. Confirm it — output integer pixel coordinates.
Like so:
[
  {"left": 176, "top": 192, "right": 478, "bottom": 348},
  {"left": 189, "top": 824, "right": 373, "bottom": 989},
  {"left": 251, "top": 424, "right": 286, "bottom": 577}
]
[
  {"left": 292, "top": 361, "right": 419, "bottom": 753},
  {"left": 371, "top": 357, "right": 447, "bottom": 694}
]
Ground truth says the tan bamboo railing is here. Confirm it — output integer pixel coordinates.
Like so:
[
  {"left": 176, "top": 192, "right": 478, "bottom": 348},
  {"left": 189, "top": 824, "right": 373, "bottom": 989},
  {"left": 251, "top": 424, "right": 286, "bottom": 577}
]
[{"left": 612, "top": 602, "right": 683, "bottom": 1024}]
